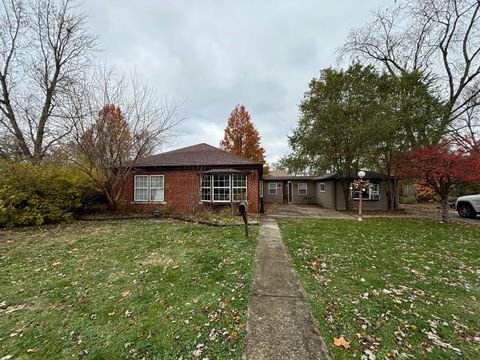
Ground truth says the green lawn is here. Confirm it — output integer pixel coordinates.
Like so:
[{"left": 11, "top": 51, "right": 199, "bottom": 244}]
[
  {"left": 278, "top": 218, "right": 480, "bottom": 359},
  {"left": 0, "top": 219, "right": 257, "bottom": 359}
]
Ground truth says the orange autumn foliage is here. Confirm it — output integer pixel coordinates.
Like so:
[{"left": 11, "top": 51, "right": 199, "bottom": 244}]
[{"left": 220, "top": 105, "right": 265, "bottom": 163}]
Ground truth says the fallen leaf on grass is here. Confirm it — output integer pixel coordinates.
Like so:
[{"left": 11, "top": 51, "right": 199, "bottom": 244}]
[
  {"left": 171, "top": 264, "right": 179, "bottom": 270},
  {"left": 334, "top": 336, "right": 350, "bottom": 349},
  {"left": 107, "top": 311, "right": 115, "bottom": 316},
  {"left": 79, "top": 295, "right": 88, "bottom": 304},
  {"left": 121, "top": 290, "right": 131, "bottom": 298},
  {"left": 361, "top": 349, "right": 376, "bottom": 360},
  {"left": 1, "top": 304, "right": 27, "bottom": 313},
  {"left": 10, "top": 323, "right": 29, "bottom": 337},
  {"left": 425, "top": 330, "right": 462, "bottom": 354},
  {"left": 219, "top": 297, "right": 229, "bottom": 309}
]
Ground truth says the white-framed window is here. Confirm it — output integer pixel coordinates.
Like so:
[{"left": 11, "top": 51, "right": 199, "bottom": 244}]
[
  {"left": 298, "top": 183, "right": 308, "bottom": 196},
  {"left": 352, "top": 183, "right": 380, "bottom": 200},
  {"left": 201, "top": 174, "right": 211, "bottom": 201},
  {"left": 318, "top": 183, "right": 326, "bottom": 192},
  {"left": 232, "top": 173, "right": 247, "bottom": 201},
  {"left": 200, "top": 173, "right": 247, "bottom": 203},
  {"left": 213, "top": 174, "right": 230, "bottom": 202},
  {"left": 259, "top": 180, "right": 263, "bottom": 198},
  {"left": 134, "top": 175, "right": 164, "bottom": 202},
  {"left": 134, "top": 175, "right": 149, "bottom": 202},
  {"left": 370, "top": 183, "right": 380, "bottom": 200},
  {"left": 268, "top": 182, "right": 277, "bottom": 195}
]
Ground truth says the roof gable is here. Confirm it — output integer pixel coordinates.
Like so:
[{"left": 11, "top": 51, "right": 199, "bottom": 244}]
[{"left": 135, "top": 143, "right": 263, "bottom": 168}]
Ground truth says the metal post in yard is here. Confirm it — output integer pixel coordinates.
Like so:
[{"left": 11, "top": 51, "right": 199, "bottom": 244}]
[{"left": 239, "top": 203, "right": 248, "bottom": 238}]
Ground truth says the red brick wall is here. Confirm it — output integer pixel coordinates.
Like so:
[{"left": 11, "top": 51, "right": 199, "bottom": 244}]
[{"left": 122, "top": 168, "right": 260, "bottom": 214}]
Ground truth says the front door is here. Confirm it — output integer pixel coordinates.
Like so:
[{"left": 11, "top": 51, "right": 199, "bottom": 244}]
[
  {"left": 283, "top": 181, "right": 288, "bottom": 203},
  {"left": 288, "top": 181, "right": 293, "bottom": 203}
]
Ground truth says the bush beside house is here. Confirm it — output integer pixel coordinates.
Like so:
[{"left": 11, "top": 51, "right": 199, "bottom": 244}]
[{"left": 0, "top": 161, "right": 94, "bottom": 227}]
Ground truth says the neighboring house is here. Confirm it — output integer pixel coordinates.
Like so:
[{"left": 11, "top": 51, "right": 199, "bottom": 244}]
[
  {"left": 123, "top": 143, "right": 263, "bottom": 214},
  {"left": 262, "top": 171, "right": 396, "bottom": 211}
]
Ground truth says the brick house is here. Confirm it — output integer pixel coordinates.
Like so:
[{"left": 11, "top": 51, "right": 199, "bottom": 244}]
[{"left": 122, "top": 143, "right": 263, "bottom": 214}]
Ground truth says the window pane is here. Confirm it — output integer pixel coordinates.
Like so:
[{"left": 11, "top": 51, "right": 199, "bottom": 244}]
[
  {"left": 214, "top": 187, "right": 230, "bottom": 201},
  {"left": 150, "top": 175, "right": 164, "bottom": 188},
  {"left": 201, "top": 174, "right": 211, "bottom": 201},
  {"left": 232, "top": 174, "right": 246, "bottom": 187},
  {"left": 268, "top": 182, "right": 277, "bottom": 195},
  {"left": 298, "top": 183, "right": 307, "bottom": 195},
  {"left": 135, "top": 175, "right": 148, "bottom": 188},
  {"left": 232, "top": 174, "right": 247, "bottom": 202},
  {"left": 212, "top": 174, "right": 231, "bottom": 202},
  {"left": 233, "top": 188, "right": 246, "bottom": 201},
  {"left": 201, "top": 188, "right": 211, "bottom": 201},
  {"left": 150, "top": 188, "right": 164, "bottom": 201},
  {"left": 135, "top": 189, "right": 148, "bottom": 201},
  {"left": 134, "top": 175, "right": 148, "bottom": 201},
  {"left": 201, "top": 174, "right": 211, "bottom": 187}
]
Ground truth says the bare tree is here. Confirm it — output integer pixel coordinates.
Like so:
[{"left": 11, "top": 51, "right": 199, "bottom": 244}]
[
  {"left": 341, "top": 0, "right": 480, "bottom": 140},
  {"left": 449, "top": 90, "right": 480, "bottom": 150},
  {"left": 0, "top": 0, "right": 96, "bottom": 162},
  {"left": 70, "top": 67, "right": 181, "bottom": 211}
]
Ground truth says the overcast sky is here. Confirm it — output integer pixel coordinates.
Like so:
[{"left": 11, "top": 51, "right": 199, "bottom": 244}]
[{"left": 81, "top": 0, "right": 391, "bottom": 164}]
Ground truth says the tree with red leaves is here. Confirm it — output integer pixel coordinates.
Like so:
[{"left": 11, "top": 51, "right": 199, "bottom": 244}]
[
  {"left": 398, "top": 140, "right": 480, "bottom": 222},
  {"left": 220, "top": 105, "right": 265, "bottom": 164}
]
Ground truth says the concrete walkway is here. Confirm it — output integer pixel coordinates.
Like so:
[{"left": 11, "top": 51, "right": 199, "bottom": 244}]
[{"left": 245, "top": 218, "right": 330, "bottom": 360}]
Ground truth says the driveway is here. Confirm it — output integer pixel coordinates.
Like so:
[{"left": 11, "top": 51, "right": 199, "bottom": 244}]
[
  {"left": 268, "top": 204, "right": 354, "bottom": 220},
  {"left": 400, "top": 203, "right": 480, "bottom": 226}
]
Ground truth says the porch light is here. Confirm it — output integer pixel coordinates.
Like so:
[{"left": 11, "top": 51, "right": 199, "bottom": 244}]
[{"left": 353, "top": 170, "right": 370, "bottom": 222}]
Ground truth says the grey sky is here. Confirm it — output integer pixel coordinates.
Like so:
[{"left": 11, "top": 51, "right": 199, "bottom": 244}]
[{"left": 81, "top": 0, "right": 390, "bottom": 164}]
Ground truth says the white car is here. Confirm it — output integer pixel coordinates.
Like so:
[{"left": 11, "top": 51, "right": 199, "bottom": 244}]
[{"left": 455, "top": 194, "right": 480, "bottom": 218}]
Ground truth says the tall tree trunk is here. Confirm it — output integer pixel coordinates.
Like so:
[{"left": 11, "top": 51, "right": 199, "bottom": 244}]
[
  {"left": 341, "top": 180, "right": 352, "bottom": 211},
  {"left": 392, "top": 177, "right": 399, "bottom": 210},
  {"left": 440, "top": 195, "right": 450, "bottom": 223}
]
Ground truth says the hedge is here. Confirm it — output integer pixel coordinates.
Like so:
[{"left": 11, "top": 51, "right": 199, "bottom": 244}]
[{"left": 0, "top": 161, "right": 95, "bottom": 227}]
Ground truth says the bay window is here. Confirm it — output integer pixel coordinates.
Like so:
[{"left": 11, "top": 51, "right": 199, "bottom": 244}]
[{"left": 201, "top": 173, "right": 247, "bottom": 203}]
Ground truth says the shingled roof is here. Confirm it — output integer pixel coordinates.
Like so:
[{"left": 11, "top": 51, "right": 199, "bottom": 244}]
[{"left": 134, "top": 143, "right": 263, "bottom": 168}]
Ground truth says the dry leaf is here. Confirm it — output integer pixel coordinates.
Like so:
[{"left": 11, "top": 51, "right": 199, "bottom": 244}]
[
  {"left": 334, "top": 336, "right": 350, "bottom": 349},
  {"left": 79, "top": 295, "right": 88, "bottom": 304},
  {"left": 107, "top": 311, "right": 115, "bottom": 316},
  {"left": 121, "top": 290, "right": 131, "bottom": 298},
  {"left": 3, "top": 304, "right": 27, "bottom": 313},
  {"left": 172, "top": 264, "right": 179, "bottom": 270}
]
